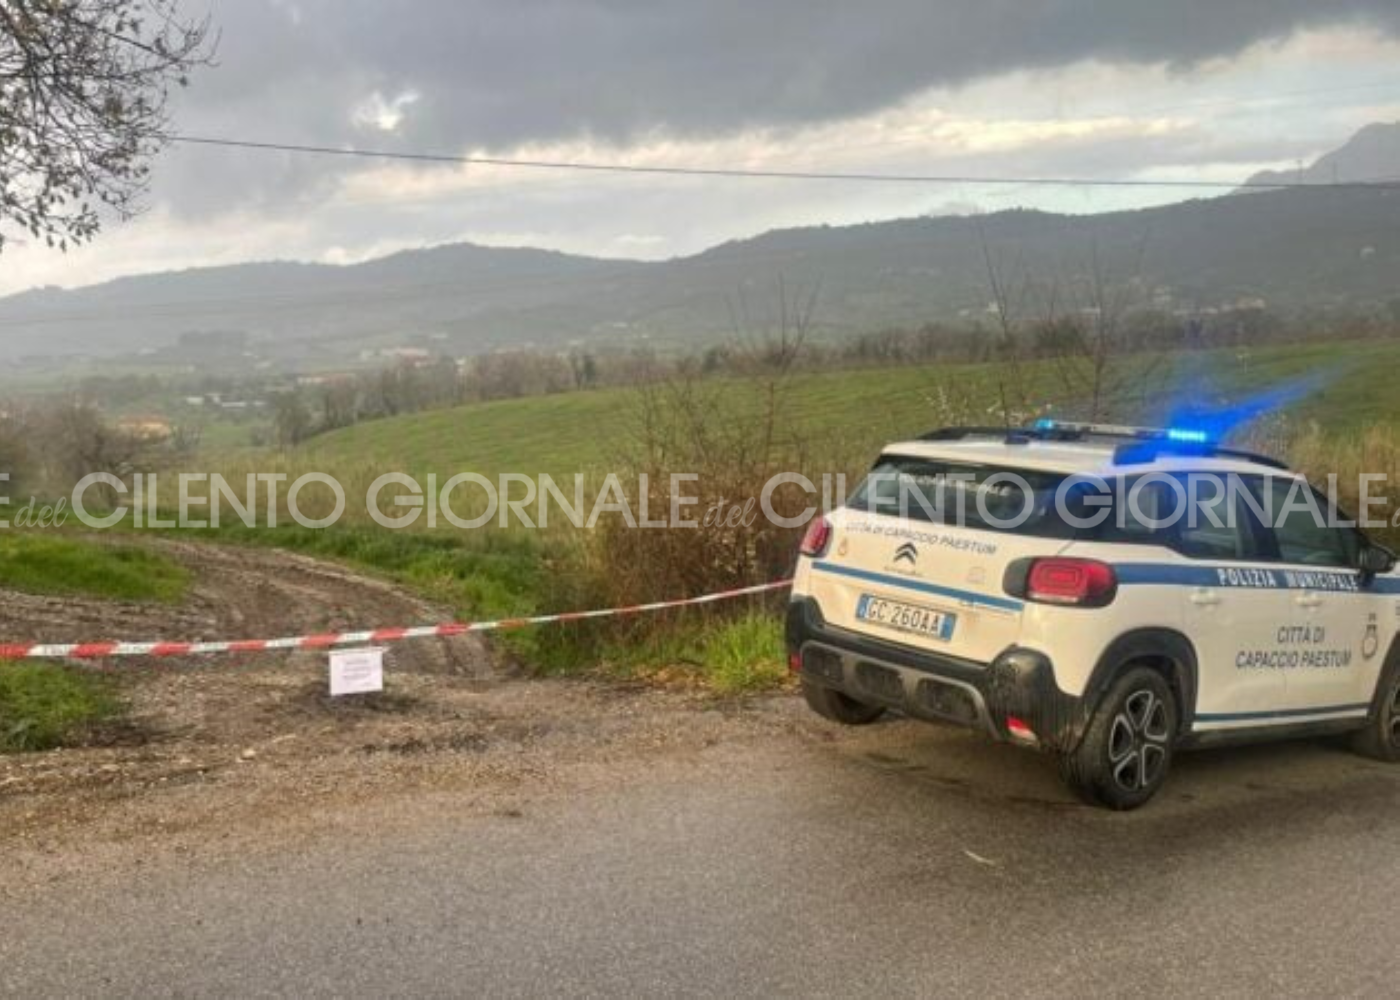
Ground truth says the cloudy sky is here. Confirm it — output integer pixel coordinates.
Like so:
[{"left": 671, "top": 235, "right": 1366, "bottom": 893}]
[{"left": 3, "top": 0, "right": 1400, "bottom": 295}]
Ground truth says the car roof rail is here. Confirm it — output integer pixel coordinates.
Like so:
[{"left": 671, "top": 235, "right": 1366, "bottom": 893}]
[
  {"left": 918, "top": 426, "right": 1032, "bottom": 441},
  {"left": 919, "top": 423, "right": 1138, "bottom": 444}
]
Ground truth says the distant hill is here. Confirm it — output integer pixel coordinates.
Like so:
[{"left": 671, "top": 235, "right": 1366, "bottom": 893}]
[
  {"left": 2, "top": 130, "right": 1399, "bottom": 366},
  {"left": 1247, "top": 121, "right": 1400, "bottom": 187},
  {"left": 0, "top": 243, "right": 627, "bottom": 365}
]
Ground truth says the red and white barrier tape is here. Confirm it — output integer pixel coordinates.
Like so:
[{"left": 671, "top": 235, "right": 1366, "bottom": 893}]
[{"left": 0, "top": 580, "right": 793, "bottom": 661}]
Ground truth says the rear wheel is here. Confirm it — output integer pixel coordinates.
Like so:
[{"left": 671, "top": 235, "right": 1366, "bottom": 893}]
[
  {"left": 1060, "top": 667, "right": 1177, "bottom": 811},
  {"left": 801, "top": 678, "right": 885, "bottom": 726},
  {"left": 1350, "top": 666, "right": 1400, "bottom": 762}
]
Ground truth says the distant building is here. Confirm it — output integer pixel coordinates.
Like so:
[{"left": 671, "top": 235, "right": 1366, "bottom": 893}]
[
  {"left": 296, "top": 372, "right": 355, "bottom": 387},
  {"left": 115, "top": 416, "right": 172, "bottom": 441},
  {"left": 358, "top": 346, "right": 432, "bottom": 362}
]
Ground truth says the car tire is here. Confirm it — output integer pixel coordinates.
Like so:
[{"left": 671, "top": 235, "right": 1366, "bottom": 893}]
[
  {"left": 1350, "top": 664, "right": 1400, "bottom": 763},
  {"left": 1059, "top": 667, "right": 1178, "bottom": 811},
  {"left": 801, "top": 678, "right": 885, "bottom": 725}
]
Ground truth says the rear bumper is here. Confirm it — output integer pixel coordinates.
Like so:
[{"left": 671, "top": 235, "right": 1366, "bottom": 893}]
[{"left": 785, "top": 597, "right": 1089, "bottom": 751}]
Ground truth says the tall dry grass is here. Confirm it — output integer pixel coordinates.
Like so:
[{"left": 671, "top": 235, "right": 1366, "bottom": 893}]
[
  {"left": 1277, "top": 424, "right": 1400, "bottom": 546},
  {"left": 1227, "top": 416, "right": 1400, "bottom": 546}
]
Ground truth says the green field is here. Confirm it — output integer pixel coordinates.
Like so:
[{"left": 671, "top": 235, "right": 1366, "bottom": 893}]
[{"left": 296, "top": 340, "right": 1400, "bottom": 480}]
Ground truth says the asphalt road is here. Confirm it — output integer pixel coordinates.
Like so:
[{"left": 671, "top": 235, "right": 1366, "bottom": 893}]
[{"left": 3, "top": 715, "right": 1397, "bottom": 998}]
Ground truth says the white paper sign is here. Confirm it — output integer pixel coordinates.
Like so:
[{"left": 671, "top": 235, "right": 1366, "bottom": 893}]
[{"left": 329, "top": 647, "right": 385, "bottom": 696}]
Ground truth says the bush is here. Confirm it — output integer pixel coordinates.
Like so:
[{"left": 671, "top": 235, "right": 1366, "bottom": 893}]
[
  {"left": 0, "top": 414, "right": 34, "bottom": 498},
  {"left": 1278, "top": 423, "right": 1400, "bottom": 550},
  {"left": 0, "top": 661, "right": 117, "bottom": 753},
  {"left": 587, "top": 367, "right": 817, "bottom": 611}
]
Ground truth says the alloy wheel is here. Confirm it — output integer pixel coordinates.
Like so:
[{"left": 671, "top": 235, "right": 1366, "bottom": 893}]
[{"left": 1108, "top": 688, "right": 1171, "bottom": 792}]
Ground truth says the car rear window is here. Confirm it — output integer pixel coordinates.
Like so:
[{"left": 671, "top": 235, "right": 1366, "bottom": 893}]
[
  {"left": 848, "top": 458, "right": 1265, "bottom": 550},
  {"left": 847, "top": 456, "right": 1075, "bottom": 537}
]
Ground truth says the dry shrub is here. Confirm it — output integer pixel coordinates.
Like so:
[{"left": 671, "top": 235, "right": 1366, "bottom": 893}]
[
  {"left": 0, "top": 399, "right": 151, "bottom": 504},
  {"left": 1232, "top": 418, "right": 1400, "bottom": 546},
  {"left": 1279, "top": 423, "right": 1400, "bottom": 545},
  {"left": 585, "top": 350, "right": 820, "bottom": 608},
  {"left": 0, "top": 413, "right": 34, "bottom": 499}
]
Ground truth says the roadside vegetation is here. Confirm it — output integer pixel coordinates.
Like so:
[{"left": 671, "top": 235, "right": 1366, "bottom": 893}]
[
  {"left": 0, "top": 534, "right": 190, "bottom": 603},
  {"left": 0, "top": 661, "right": 118, "bottom": 753}
]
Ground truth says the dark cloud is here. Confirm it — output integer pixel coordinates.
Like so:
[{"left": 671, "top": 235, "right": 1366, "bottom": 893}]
[{"left": 150, "top": 0, "right": 1400, "bottom": 215}]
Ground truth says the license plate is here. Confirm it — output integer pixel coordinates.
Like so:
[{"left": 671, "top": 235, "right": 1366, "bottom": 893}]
[{"left": 855, "top": 594, "right": 957, "bottom": 641}]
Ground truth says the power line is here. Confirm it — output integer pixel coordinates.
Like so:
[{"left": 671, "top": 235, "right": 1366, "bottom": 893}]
[{"left": 170, "top": 134, "right": 1400, "bottom": 192}]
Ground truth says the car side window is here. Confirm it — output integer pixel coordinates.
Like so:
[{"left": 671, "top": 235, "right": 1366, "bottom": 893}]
[
  {"left": 1251, "top": 476, "right": 1360, "bottom": 568},
  {"left": 1083, "top": 474, "right": 1259, "bottom": 559},
  {"left": 1170, "top": 473, "right": 1256, "bottom": 560},
  {"left": 1085, "top": 476, "right": 1162, "bottom": 545}
]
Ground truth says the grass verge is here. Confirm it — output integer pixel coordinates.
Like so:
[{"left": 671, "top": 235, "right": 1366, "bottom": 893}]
[
  {"left": 694, "top": 611, "right": 789, "bottom": 694},
  {"left": 0, "top": 661, "right": 118, "bottom": 753},
  {"left": 544, "top": 607, "right": 788, "bottom": 694},
  {"left": 0, "top": 534, "right": 190, "bottom": 603}
]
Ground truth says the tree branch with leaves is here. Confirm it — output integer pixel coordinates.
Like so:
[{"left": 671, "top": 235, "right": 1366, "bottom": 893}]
[{"left": 0, "top": 0, "right": 213, "bottom": 251}]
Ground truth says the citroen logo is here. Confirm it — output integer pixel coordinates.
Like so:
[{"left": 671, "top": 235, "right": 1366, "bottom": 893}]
[{"left": 894, "top": 543, "right": 918, "bottom": 565}]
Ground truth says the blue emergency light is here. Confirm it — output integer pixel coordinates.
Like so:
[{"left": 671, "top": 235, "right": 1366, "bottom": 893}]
[
  {"left": 1029, "top": 419, "right": 1216, "bottom": 447},
  {"left": 1165, "top": 427, "right": 1210, "bottom": 445}
]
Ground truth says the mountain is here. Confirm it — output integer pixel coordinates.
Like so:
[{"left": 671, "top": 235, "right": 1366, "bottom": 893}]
[
  {"left": 1246, "top": 121, "right": 1400, "bottom": 187},
  {"left": 0, "top": 243, "right": 629, "bottom": 365},
  {"left": 2, "top": 131, "right": 1399, "bottom": 367}
]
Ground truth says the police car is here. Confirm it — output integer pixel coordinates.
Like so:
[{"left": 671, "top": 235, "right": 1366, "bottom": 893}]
[{"left": 786, "top": 421, "right": 1400, "bottom": 809}]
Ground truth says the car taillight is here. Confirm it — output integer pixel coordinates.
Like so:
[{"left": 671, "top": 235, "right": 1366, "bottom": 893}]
[
  {"left": 1008, "top": 557, "right": 1117, "bottom": 607},
  {"left": 799, "top": 517, "right": 832, "bottom": 558}
]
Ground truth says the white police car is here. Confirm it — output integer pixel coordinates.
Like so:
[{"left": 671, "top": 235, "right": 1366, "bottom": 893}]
[{"left": 786, "top": 421, "right": 1400, "bottom": 809}]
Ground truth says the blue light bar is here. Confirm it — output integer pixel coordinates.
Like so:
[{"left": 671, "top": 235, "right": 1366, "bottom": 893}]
[
  {"left": 1165, "top": 427, "right": 1211, "bottom": 445},
  {"left": 1033, "top": 418, "right": 1057, "bottom": 431}
]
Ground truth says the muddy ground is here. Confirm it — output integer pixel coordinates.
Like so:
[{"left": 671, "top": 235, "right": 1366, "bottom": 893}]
[{"left": 0, "top": 539, "right": 806, "bottom": 854}]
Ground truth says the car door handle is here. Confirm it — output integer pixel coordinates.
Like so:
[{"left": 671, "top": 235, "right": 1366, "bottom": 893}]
[
  {"left": 1294, "top": 593, "right": 1324, "bottom": 609},
  {"left": 1189, "top": 588, "right": 1221, "bottom": 607}
]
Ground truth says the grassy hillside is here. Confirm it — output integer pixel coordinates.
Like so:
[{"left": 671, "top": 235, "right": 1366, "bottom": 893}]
[{"left": 297, "top": 340, "right": 1400, "bottom": 480}]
